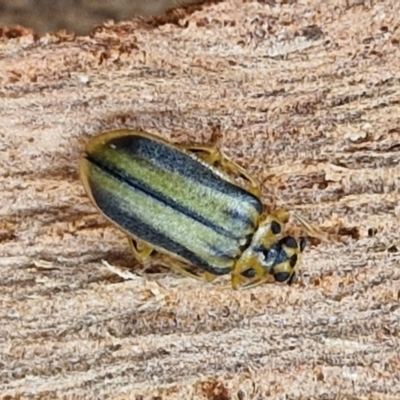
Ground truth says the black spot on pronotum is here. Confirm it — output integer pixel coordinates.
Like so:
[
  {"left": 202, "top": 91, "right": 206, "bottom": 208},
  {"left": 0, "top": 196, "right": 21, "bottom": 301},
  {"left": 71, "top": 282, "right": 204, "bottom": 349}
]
[
  {"left": 289, "top": 254, "right": 298, "bottom": 268},
  {"left": 281, "top": 236, "right": 297, "bottom": 249},
  {"left": 270, "top": 220, "right": 281, "bottom": 235},
  {"left": 299, "top": 237, "right": 307, "bottom": 252},
  {"left": 241, "top": 268, "right": 256, "bottom": 278},
  {"left": 274, "top": 271, "right": 291, "bottom": 282}
]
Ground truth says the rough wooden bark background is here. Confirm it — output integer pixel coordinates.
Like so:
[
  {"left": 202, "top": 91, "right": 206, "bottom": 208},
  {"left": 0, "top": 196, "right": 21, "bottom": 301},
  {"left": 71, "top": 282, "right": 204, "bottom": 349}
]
[{"left": 1, "top": 0, "right": 400, "bottom": 399}]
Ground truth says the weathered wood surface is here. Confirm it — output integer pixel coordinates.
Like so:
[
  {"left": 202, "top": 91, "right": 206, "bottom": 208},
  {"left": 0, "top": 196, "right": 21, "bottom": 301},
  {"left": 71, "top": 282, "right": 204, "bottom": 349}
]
[{"left": 1, "top": 1, "right": 400, "bottom": 399}]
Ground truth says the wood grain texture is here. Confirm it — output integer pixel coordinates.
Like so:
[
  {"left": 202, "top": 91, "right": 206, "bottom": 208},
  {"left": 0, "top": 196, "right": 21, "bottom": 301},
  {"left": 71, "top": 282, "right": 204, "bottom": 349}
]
[{"left": 1, "top": 1, "right": 400, "bottom": 399}]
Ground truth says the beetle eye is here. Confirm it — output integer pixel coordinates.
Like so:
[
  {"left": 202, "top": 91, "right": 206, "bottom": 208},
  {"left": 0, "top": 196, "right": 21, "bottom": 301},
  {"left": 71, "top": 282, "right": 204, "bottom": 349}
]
[{"left": 274, "top": 271, "right": 291, "bottom": 282}]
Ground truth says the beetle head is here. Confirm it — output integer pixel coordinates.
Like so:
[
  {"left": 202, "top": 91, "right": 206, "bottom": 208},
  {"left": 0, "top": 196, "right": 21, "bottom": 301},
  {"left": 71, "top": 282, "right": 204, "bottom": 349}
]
[
  {"left": 261, "top": 235, "right": 307, "bottom": 284},
  {"left": 241, "top": 235, "right": 306, "bottom": 285}
]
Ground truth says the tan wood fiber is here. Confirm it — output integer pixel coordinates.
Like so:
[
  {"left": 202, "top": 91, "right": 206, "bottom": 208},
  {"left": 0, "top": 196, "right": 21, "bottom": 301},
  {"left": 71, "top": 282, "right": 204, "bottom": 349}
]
[{"left": 1, "top": 1, "right": 400, "bottom": 399}]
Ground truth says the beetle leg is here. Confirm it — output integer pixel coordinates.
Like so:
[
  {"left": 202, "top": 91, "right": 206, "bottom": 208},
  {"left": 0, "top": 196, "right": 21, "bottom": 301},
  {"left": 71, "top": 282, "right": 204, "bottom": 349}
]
[
  {"left": 231, "top": 255, "right": 266, "bottom": 289},
  {"left": 241, "top": 274, "right": 277, "bottom": 290},
  {"left": 156, "top": 253, "right": 218, "bottom": 282},
  {"left": 128, "top": 237, "right": 217, "bottom": 282},
  {"left": 182, "top": 144, "right": 261, "bottom": 197},
  {"left": 155, "top": 253, "right": 216, "bottom": 281},
  {"left": 128, "top": 237, "right": 155, "bottom": 262}
]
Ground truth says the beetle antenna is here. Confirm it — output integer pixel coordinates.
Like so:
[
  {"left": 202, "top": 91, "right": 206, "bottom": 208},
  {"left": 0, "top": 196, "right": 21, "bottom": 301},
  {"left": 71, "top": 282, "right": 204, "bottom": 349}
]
[{"left": 291, "top": 212, "right": 329, "bottom": 242}]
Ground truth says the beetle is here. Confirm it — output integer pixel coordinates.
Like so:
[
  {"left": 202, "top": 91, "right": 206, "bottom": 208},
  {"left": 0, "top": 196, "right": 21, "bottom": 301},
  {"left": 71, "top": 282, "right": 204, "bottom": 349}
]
[{"left": 79, "top": 129, "right": 317, "bottom": 289}]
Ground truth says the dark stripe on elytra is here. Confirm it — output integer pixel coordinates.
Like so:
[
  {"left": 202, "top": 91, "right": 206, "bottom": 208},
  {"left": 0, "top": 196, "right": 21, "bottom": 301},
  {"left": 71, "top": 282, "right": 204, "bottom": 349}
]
[
  {"left": 89, "top": 175, "right": 231, "bottom": 276},
  {"left": 87, "top": 155, "right": 245, "bottom": 241},
  {"left": 206, "top": 235, "right": 250, "bottom": 260},
  {"left": 109, "top": 135, "right": 263, "bottom": 214},
  {"left": 223, "top": 207, "right": 258, "bottom": 230}
]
